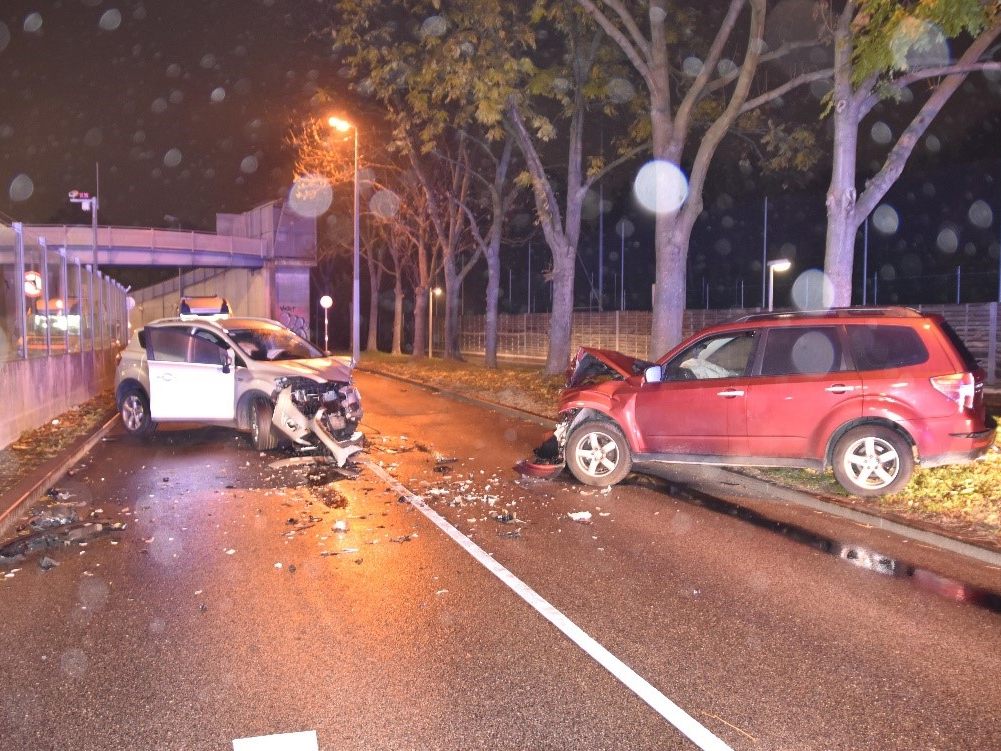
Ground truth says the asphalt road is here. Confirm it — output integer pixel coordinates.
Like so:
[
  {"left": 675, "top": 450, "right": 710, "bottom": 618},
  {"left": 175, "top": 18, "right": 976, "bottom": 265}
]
[{"left": 2, "top": 369, "right": 1000, "bottom": 750}]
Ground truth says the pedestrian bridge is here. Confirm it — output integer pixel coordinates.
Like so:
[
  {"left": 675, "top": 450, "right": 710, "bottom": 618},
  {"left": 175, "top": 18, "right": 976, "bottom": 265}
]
[{"left": 19, "top": 224, "right": 268, "bottom": 268}]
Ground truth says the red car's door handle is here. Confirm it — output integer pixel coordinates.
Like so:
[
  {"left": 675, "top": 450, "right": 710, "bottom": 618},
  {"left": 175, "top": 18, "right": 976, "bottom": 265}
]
[
  {"left": 717, "top": 389, "right": 745, "bottom": 398},
  {"left": 825, "top": 384, "right": 855, "bottom": 394}
]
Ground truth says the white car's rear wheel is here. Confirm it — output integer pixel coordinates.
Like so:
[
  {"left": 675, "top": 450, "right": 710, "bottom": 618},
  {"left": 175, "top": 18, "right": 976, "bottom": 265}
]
[{"left": 120, "top": 388, "right": 155, "bottom": 436}]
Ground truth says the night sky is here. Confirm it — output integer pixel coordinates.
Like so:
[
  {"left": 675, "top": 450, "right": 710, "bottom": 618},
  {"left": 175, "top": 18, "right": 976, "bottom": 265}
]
[
  {"left": 0, "top": 0, "right": 341, "bottom": 230},
  {"left": 2, "top": 0, "right": 1000, "bottom": 311}
]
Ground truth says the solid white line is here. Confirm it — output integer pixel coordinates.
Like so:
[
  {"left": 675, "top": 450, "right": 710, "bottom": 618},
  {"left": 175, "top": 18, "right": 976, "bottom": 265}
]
[{"left": 364, "top": 460, "right": 733, "bottom": 751}]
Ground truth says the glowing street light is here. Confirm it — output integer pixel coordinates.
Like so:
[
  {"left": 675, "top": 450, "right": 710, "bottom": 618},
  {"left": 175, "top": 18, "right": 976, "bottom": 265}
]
[
  {"left": 767, "top": 258, "right": 792, "bottom": 312},
  {"left": 428, "top": 286, "right": 442, "bottom": 358},
  {"left": 319, "top": 294, "right": 333, "bottom": 352},
  {"left": 327, "top": 116, "right": 360, "bottom": 364}
]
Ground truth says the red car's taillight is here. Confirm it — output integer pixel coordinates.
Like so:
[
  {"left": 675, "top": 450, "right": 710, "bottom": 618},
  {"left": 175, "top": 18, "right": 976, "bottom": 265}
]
[{"left": 930, "top": 372, "right": 976, "bottom": 410}]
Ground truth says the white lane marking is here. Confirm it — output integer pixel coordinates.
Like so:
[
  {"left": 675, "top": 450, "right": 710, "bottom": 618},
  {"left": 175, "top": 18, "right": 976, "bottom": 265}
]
[
  {"left": 364, "top": 460, "right": 733, "bottom": 751},
  {"left": 232, "top": 730, "right": 318, "bottom": 750}
]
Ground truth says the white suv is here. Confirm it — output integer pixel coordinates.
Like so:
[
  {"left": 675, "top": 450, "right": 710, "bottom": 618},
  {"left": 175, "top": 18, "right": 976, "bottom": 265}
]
[{"left": 115, "top": 316, "right": 363, "bottom": 465}]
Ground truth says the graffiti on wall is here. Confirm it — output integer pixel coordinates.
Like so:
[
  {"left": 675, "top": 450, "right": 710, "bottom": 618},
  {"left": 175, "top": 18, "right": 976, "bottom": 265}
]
[{"left": 278, "top": 303, "right": 309, "bottom": 340}]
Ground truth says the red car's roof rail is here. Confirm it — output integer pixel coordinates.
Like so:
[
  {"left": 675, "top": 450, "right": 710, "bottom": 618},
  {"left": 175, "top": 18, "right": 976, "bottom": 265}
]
[{"left": 733, "top": 306, "right": 922, "bottom": 323}]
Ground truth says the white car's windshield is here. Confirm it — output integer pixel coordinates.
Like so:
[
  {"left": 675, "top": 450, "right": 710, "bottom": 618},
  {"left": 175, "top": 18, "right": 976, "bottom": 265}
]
[{"left": 225, "top": 322, "right": 324, "bottom": 362}]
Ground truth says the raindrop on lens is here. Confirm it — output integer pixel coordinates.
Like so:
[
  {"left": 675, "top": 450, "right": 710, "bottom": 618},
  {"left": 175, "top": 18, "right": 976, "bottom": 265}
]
[
  {"left": 288, "top": 175, "right": 333, "bottom": 218},
  {"left": 210, "top": 87, "right": 226, "bottom": 103},
  {"left": 872, "top": 204, "right": 899, "bottom": 234},
  {"left": 606, "top": 78, "right": 635, "bottom": 104},
  {"left": 682, "top": 57, "right": 703, "bottom": 77},
  {"left": 9, "top": 174, "right": 34, "bottom": 202},
  {"left": 936, "top": 227, "right": 959, "bottom": 254},
  {"left": 98, "top": 9, "right": 122, "bottom": 31},
  {"left": 870, "top": 122, "right": 892, "bottom": 145},
  {"left": 420, "top": 15, "right": 447, "bottom": 38},
  {"left": 615, "top": 218, "right": 634, "bottom": 238},
  {"left": 163, "top": 149, "right": 182, "bottom": 168},
  {"left": 240, "top": 156, "right": 258, "bottom": 174},
  {"left": 925, "top": 135, "right": 941, "bottom": 153},
  {"left": 968, "top": 200, "right": 993, "bottom": 229},
  {"left": 634, "top": 160, "right": 688, "bottom": 215},
  {"left": 369, "top": 189, "right": 400, "bottom": 219},
  {"left": 151, "top": 98, "right": 168, "bottom": 114},
  {"left": 60, "top": 649, "right": 87, "bottom": 678},
  {"left": 23, "top": 13, "right": 43, "bottom": 33},
  {"left": 0, "top": 22, "right": 10, "bottom": 53},
  {"left": 200, "top": 53, "right": 217, "bottom": 69},
  {"left": 790, "top": 269, "right": 834, "bottom": 311}
]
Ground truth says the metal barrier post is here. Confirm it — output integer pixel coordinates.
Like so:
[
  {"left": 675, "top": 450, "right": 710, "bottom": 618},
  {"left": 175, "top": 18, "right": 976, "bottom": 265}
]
[
  {"left": 40, "top": 237, "right": 51, "bottom": 355},
  {"left": 59, "top": 247, "right": 69, "bottom": 353},
  {"left": 989, "top": 302, "right": 997, "bottom": 386},
  {"left": 14, "top": 223, "right": 26, "bottom": 359}
]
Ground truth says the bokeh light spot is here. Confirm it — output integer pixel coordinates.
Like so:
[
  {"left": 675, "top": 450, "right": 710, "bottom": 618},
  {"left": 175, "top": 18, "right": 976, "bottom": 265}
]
[
  {"left": 615, "top": 218, "right": 634, "bottom": 238},
  {"left": 240, "top": 156, "right": 258, "bottom": 174},
  {"left": 682, "top": 57, "right": 703, "bottom": 77},
  {"left": 633, "top": 160, "right": 688, "bottom": 215},
  {"left": 210, "top": 87, "right": 226, "bottom": 103}
]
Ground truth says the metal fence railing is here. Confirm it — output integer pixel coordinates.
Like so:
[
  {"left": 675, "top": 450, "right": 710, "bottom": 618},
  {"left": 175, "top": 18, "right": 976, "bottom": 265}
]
[{"left": 1, "top": 222, "right": 129, "bottom": 362}]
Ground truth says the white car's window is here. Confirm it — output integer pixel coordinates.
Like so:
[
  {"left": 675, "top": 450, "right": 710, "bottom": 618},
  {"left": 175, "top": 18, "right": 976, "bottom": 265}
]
[
  {"left": 146, "top": 326, "right": 227, "bottom": 365},
  {"left": 225, "top": 322, "right": 323, "bottom": 362}
]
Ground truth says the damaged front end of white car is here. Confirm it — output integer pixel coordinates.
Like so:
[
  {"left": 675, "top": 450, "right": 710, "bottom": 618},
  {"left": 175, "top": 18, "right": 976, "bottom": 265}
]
[{"left": 270, "top": 376, "right": 364, "bottom": 466}]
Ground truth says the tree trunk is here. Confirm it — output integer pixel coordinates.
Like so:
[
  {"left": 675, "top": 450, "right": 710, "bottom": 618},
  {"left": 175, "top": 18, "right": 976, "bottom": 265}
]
[
  {"left": 392, "top": 277, "right": 403, "bottom": 355},
  {"left": 546, "top": 249, "right": 575, "bottom": 374},
  {"left": 366, "top": 256, "right": 381, "bottom": 352},
  {"left": 484, "top": 248, "right": 500, "bottom": 368},
  {"left": 443, "top": 254, "right": 463, "bottom": 361},
  {"left": 824, "top": 8, "right": 861, "bottom": 308},
  {"left": 412, "top": 285, "right": 428, "bottom": 359}
]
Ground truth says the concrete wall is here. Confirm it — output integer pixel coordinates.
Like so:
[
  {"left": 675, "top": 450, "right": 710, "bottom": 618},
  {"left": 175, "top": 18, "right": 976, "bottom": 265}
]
[
  {"left": 0, "top": 348, "right": 117, "bottom": 450},
  {"left": 129, "top": 266, "right": 270, "bottom": 330}
]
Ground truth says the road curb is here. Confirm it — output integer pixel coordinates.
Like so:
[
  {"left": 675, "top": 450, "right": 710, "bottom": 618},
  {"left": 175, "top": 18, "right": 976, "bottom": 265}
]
[
  {"left": 358, "top": 365, "right": 1001, "bottom": 568},
  {"left": 0, "top": 413, "right": 120, "bottom": 540}
]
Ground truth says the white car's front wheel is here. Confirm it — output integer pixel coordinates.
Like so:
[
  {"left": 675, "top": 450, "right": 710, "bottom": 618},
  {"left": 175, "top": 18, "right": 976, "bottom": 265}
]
[{"left": 250, "top": 398, "right": 279, "bottom": 451}]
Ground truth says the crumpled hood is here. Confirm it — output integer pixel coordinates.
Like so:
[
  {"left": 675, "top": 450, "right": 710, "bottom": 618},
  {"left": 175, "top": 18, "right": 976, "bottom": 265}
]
[
  {"left": 565, "top": 347, "right": 652, "bottom": 388},
  {"left": 253, "top": 356, "right": 354, "bottom": 384}
]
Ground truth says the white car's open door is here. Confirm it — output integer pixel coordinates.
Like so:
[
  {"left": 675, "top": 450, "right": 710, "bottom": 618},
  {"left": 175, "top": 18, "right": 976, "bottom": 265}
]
[{"left": 145, "top": 327, "right": 236, "bottom": 421}]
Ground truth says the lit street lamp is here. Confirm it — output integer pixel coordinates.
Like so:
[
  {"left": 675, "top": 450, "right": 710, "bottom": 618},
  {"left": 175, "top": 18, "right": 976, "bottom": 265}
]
[
  {"left": 767, "top": 258, "right": 792, "bottom": 312},
  {"left": 328, "top": 116, "right": 360, "bottom": 364},
  {"left": 428, "top": 286, "right": 442, "bottom": 357},
  {"left": 319, "top": 294, "right": 333, "bottom": 352}
]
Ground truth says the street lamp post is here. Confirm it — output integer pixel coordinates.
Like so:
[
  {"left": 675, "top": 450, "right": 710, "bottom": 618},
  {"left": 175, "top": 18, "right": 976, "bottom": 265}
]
[
  {"left": 428, "top": 286, "right": 442, "bottom": 357},
  {"left": 767, "top": 259, "right": 792, "bottom": 312},
  {"left": 328, "top": 116, "right": 360, "bottom": 365},
  {"left": 319, "top": 294, "right": 333, "bottom": 352}
]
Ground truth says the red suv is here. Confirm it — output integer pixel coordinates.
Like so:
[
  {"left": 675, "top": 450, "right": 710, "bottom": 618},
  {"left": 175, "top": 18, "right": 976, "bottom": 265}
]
[{"left": 552, "top": 307, "right": 996, "bottom": 496}]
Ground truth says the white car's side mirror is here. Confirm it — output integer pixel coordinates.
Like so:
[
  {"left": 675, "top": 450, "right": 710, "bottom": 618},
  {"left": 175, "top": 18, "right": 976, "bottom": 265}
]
[{"left": 644, "top": 364, "right": 662, "bottom": 384}]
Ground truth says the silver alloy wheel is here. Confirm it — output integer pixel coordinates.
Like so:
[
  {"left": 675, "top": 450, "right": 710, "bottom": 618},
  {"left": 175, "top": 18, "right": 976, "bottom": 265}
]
[
  {"left": 840, "top": 435, "right": 900, "bottom": 490},
  {"left": 121, "top": 394, "right": 146, "bottom": 432},
  {"left": 574, "top": 430, "right": 620, "bottom": 478}
]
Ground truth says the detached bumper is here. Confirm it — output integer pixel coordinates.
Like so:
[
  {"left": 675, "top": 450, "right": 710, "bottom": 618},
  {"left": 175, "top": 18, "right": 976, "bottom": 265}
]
[{"left": 272, "top": 387, "right": 364, "bottom": 467}]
